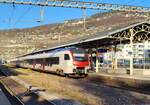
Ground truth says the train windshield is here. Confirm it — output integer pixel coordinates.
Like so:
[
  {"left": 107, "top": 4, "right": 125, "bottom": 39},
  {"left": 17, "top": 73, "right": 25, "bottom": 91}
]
[{"left": 72, "top": 48, "right": 88, "bottom": 61}]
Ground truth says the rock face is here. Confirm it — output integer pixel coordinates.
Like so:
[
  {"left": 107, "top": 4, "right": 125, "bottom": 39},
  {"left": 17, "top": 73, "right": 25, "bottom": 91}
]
[{"left": 0, "top": 11, "right": 148, "bottom": 60}]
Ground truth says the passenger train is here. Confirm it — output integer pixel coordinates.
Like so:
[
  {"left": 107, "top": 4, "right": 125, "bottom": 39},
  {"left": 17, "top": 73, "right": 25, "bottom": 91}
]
[{"left": 10, "top": 47, "right": 90, "bottom": 76}]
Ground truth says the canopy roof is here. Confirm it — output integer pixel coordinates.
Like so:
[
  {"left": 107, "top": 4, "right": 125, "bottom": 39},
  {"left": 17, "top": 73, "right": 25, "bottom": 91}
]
[{"left": 20, "top": 21, "right": 150, "bottom": 57}]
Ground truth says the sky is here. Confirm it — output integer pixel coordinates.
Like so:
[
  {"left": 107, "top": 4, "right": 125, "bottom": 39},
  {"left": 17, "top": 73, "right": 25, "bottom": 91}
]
[{"left": 0, "top": 0, "right": 150, "bottom": 30}]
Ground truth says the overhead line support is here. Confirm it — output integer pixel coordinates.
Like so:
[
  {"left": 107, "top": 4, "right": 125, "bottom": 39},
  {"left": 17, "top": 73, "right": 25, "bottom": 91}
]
[{"left": 0, "top": 0, "right": 150, "bottom": 12}]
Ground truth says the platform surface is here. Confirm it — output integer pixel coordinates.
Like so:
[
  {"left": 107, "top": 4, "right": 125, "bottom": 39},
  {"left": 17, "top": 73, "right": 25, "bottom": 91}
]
[{"left": 95, "top": 72, "right": 150, "bottom": 81}]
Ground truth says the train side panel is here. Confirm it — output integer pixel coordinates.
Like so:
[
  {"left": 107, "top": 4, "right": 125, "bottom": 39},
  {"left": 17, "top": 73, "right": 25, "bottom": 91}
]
[{"left": 11, "top": 47, "right": 89, "bottom": 76}]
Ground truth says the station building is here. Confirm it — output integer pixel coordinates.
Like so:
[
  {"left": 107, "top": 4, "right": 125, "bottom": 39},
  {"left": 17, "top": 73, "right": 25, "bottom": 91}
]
[{"left": 103, "top": 40, "right": 150, "bottom": 65}]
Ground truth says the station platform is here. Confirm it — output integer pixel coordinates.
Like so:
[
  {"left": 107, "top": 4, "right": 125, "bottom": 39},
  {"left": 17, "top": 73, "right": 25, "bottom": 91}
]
[
  {"left": 94, "top": 72, "right": 150, "bottom": 81},
  {"left": 90, "top": 67, "right": 150, "bottom": 80},
  {"left": 0, "top": 89, "right": 11, "bottom": 105},
  {"left": 88, "top": 71, "right": 150, "bottom": 94}
]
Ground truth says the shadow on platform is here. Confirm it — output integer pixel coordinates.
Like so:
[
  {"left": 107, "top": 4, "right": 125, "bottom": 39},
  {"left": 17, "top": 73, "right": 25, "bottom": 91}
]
[{"left": 0, "top": 65, "right": 27, "bottom": 76}]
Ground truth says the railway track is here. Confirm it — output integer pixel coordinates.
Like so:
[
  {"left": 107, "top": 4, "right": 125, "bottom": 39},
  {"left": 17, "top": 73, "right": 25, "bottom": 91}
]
[
  {"left": 25, "top": 69, "right": 150, "bottom": 95},
  {"left": 0, "top": 66, "right": 54, "bottom": 105},
  {"left": 0, "top": 65, "right": 150, "bottom": 105},
  {"left": 4, "top": 65, "right": 150, "bottom": 95},
  {"left": 0, "top": 71, "right": 25, "bottom": 105},
  {"left": 3, "top": 65, "right": 150, "bottom": 96}
]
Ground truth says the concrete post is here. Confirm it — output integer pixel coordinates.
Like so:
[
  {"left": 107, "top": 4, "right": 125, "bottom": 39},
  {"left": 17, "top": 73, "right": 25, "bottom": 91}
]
[
  {"left": 129, "top": 29, "right": 134, "bottom": 75},
  {"left": 111, "top": 46, "right": 118, "bottom": 73},
  {"left": 114, "top": 45, "right": 118, "bottom": 71},
  {"left": 89, "top": 49, "right": 93, "bottom": 70},
  {"left": 96, "top": 49, "right": 99, "bottom": 73},
  {"left": 82, "top": 8, "right": 86, "bottom": 30},
  {"left": 40, "top": 6, "right": 44, "bottom": 22},
  {"left": 143, "top": 41, "right": 146, "bottom": 70},
  {"left": 96, "top": 55, "right": 99, "bottom": 72},
  {"left": 111, "top": 48, "right": 113, "bottom": 70}
]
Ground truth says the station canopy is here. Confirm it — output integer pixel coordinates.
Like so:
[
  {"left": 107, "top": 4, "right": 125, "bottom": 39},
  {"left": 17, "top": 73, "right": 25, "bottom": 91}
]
[{"left": 22, "top": 21, "right": 150, "bottom": 56}]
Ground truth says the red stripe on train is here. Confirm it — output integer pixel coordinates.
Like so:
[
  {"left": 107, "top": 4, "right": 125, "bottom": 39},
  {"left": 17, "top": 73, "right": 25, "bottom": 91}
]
[{"left": 73, "top": 61, "right": 89, "bottom": 67}]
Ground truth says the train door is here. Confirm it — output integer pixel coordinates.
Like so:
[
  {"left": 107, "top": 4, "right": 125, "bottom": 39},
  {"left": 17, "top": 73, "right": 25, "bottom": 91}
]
[
  {"left": 51, "top": 57, "right": 59, "bottom": 72},
  {"left": 62, "top": 53, "right": 73, "bottom": 73},
  {"left": 42, "top": 58, "right": 45, "bottom": 71},
  {"left": 33, "top": 59, "right": 36, "bottom": 69},
  {"left": 44, "top": 58, "right": 52, "bottom": 71}
]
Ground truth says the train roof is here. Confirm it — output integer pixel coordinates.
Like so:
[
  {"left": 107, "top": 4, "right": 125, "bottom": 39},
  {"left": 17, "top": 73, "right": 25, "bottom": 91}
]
[
  {"left": 17, "top": 46, "right": 85, "bottom": 60},
  {"left": 17, "top": 46, "right": 75, "bottom": 58}
]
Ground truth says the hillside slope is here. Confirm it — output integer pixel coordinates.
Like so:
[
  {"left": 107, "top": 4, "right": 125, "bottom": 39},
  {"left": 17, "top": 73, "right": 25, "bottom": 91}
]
[{"left": 0, "top": 11, "right": 148, "bottom": 60}]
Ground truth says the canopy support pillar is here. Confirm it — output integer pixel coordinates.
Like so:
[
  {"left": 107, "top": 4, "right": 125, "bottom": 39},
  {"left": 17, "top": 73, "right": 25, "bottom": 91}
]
[
  {"left": 129, "top": 29, "right": 134, "bottom": 75},
  {"left": 114, "top": 45, "right": 118, "bottom": 72},
  {"left": 96, "top": 49, "right": 99, "bottom": 72}
]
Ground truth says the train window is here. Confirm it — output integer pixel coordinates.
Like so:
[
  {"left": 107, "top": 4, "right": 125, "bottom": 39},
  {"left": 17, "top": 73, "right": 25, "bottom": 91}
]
[
  {"left": 74, "top": 56, "right": 88, "bottom": 61},
  {"left": 53, "top": 57, "right": 59, "bottom": 64},
  {"left": 64, "top": 54, "right": 70, "bottom": 60},
  {"left": 35, "top": 59, "right": 43, "bottom": 64},
  {"left": 72, "top": 48, "right": 87, "bottom": 54},
  {"left": 45, "top": 58, "right": 50, "bottom": 63},
  {"left": 27, "top": 59, "right": 33, "bottom": 64},
  {"left": 45, "top": 57, "right": 59, "bottom": 65}
]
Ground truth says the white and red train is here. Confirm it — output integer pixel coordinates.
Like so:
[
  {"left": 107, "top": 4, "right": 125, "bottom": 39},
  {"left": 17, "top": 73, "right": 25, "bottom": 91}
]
[{"left": 10, "top": 47, "right": 90, "bottom": 76}]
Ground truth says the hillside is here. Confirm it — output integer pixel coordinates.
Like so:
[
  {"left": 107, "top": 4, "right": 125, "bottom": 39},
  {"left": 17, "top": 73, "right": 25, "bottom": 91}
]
[{"left": 0, "top": 11, "right": 149, "bottom": 60}]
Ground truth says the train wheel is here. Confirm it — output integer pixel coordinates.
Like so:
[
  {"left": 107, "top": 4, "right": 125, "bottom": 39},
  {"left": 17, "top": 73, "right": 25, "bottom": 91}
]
[
  {"left": 59, "top": 70, "right": 64, "bottom": 76},
  {"left": 56, "top": 69, "right": 60, "bottom": 75},
  {"left": 84, "top": 74, "right": 88, "bottom": 77},
  {"left": 64, "top": 73, "right": 69, "bottom": 77}
]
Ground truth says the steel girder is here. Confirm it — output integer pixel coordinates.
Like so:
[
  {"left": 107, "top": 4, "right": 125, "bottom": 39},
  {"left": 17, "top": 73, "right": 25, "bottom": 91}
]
[
  {"left": 0, "top": 0, "right": 150, "bottom": 12},
  {"left": 109, "top": 22, "right": 150, "bottom": 43}
]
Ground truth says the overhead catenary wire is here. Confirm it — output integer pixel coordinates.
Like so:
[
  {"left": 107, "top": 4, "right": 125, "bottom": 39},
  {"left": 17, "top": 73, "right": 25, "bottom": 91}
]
[
  {"left": 1, "top": 0, "right": 150, "bottom": 29},
  {"left": 0, "top": 0, "right": 150, "bottom": 12},
  {"left": 11, "top": 6, "right": 33, "bottom": 28},
  {"left": 12, "top": 1, "right": 45, "bottom": 25}
]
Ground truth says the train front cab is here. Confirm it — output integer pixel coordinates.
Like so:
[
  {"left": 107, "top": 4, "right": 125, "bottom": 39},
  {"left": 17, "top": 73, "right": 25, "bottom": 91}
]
[{"left": 62, "top": 48, "right": 89, "bottom": 76}]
